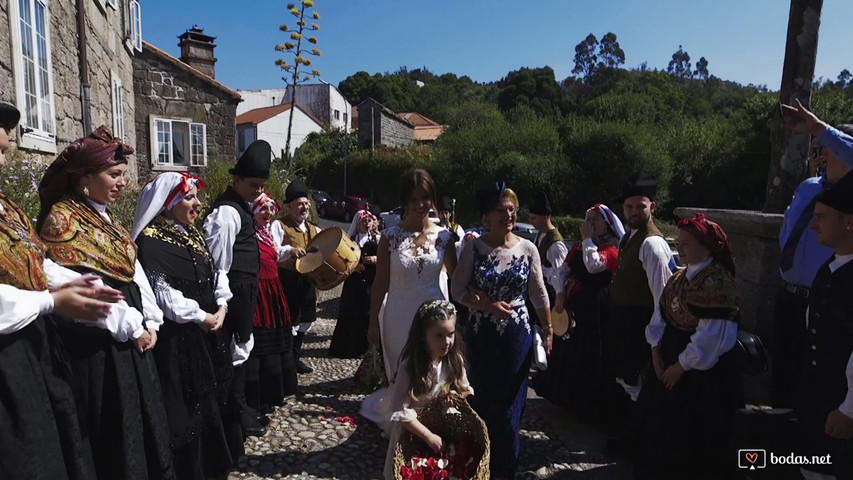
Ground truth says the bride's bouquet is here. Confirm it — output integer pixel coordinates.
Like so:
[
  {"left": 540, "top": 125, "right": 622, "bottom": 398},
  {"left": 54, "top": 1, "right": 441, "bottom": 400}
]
[{"left": 354, "top": 345, "right": 388, "bottom": 393}]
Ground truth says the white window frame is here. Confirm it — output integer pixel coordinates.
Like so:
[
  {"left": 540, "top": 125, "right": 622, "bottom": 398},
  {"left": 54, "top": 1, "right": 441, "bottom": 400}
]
[
  {"left": 9, "top": 0, "right": 57, "bottom": 153},
  {"left": 130, "top": 0, "right": 142, "bottom": 52},
  {"left": 334, "top": 109, "right": 340, "bottom": 120},
  {"left": 149, "top": 116, "right": 208, "bottom": 170},
  {"left": 111, "top": 72, "right": 125, "bottom": 141}
]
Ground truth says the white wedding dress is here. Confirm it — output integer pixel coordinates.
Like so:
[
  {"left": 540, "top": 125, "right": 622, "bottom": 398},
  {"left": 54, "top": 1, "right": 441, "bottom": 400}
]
[{"left": 360, "top": 224, "right": 453, "bottom": 430}]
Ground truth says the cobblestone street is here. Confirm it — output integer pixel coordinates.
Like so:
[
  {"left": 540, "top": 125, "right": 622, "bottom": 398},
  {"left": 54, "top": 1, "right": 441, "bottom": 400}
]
[{"left": 228, "top": 286, "right": 632, "bottom": 480}]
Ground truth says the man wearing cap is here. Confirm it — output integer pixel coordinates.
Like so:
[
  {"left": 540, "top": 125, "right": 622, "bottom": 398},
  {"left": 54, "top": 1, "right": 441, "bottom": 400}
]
[
  {"left": 528, "top": 192, "right": 568, "bottom": 306},
  {"left": 797, "top": 171, "right": 853, "bottom": 479},
  {"left": 609, "top": 172, "right": 673, "bottom": 401},
  {"left": 203, "top": 140, "right": 271, "bottom": 438},
  {"left": 276, "top": 179, "right": 322, "bottom": 374}
]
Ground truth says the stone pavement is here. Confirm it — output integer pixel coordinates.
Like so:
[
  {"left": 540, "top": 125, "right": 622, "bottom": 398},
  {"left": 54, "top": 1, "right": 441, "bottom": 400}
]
[{"left": 228, "top": 286, "right": 633, "bottom": 480}]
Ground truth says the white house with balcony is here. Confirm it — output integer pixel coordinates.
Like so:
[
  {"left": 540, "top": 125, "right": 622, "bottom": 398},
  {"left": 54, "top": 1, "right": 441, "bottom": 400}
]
[
  {"left": 236, "top": 103, "right": 324, "bottom": 158},
  {"left": 237, "top": 80, "right": 352, "bottom": 133}
]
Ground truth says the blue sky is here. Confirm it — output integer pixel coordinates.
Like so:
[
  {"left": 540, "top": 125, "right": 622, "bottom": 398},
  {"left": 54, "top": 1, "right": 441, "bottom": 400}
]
[{"left": 141, "top": 0, "right": 851, "bottom": 92}]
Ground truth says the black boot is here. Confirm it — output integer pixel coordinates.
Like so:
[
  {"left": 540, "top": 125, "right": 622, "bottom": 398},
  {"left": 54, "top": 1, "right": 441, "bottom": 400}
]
[
  {"left": 293, "top": 331, "right": 313, "bottom": 374},
  {"left": 232, "top": 365, "right": 267, "bottom": 437}
]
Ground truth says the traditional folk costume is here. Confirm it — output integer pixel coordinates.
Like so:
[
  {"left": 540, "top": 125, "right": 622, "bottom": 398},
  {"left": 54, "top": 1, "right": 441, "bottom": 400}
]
[
  {"left": 247, "top": 193, "right": 297, "bottom": 409},
  {"left": 329, "top": 210, "right": 381, "bottom": 358},
  {"left": 203, "top": 140, "right": 268, "bottom": 438},
  {"left": 277, "top": 179, "right": 321, "bottom": 373},
  {"left": 37, "top": 126, "right": 174, "bottom": 480},
  {"left": 797, "top": 172, "right": 853, "bottom": 479},
  {"left": 0, "top": 102, "right": 96, "bottom": 480},
  {"left": 534, "top": 204, "right": 623, "bottom": 422},
  {"left": 608, "top": 172, "right": 673, "bottom": 401},
  {"left": 131, "top": 172, "right": 238, "bottom": 479},
  {"left": 634, "top": 213, "right": 742, "bottom": 480},
  {"left": 451, "top": 182, "right": 550, "bottom": 478}
]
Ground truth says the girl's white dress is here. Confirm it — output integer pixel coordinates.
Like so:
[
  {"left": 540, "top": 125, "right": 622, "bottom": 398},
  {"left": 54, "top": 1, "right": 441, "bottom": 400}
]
[{"left": 383, "top": 358, "right": 473, "bottom": 480}]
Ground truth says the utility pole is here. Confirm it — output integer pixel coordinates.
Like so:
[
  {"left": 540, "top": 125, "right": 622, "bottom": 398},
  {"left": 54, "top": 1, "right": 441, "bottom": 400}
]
[{"left": 763, "top": 0, "right": 823, "bottom": 213}]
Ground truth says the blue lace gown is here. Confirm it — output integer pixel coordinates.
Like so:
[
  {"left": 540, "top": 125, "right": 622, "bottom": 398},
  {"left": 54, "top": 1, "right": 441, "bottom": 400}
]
[{"left": 451, "top": 237, "right": 549, "bottom": 478}]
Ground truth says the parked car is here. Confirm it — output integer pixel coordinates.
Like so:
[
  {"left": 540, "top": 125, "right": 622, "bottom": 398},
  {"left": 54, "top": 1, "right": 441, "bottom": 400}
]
[
  {"left": 379, "top": 207, "right": 439, "bottom": 230},
  {"left": 319, "top": 195, "right": 381, "bottom": 222},
  {"left": 464, "top": 222, "right": 539, "bottom": 242},
  {"left": 310, "top": 189, "right": 332, "bottom": 212}
]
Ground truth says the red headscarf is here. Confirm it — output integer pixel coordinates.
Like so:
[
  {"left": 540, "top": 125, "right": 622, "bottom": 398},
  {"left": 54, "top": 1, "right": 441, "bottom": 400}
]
[
  {"left": 37, "top": 125, "right": 133, "bottom": 230},
  {"left": 677, "top": 212, "right": 735, "bottom": 275}
]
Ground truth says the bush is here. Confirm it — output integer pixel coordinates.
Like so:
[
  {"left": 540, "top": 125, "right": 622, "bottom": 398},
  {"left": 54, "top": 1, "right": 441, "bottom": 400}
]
[{"left": 0, "top": 148, "right": 46, "bottom": 223}]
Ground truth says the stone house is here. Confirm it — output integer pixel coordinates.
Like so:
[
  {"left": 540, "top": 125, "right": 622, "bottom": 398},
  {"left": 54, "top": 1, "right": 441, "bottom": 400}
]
[
  {"left": 1, "top": 0, "right": 142, "bottom": 178},
  {"left": 238, "top": 81, "right": 352, "bottom": 133},
  {"left": 356, "top": 98, "right": 414, "bottom": 149},
  {"left": 236, "top": 102, "right": 324, "bottom": 159},
  {"left": 133, "top": 27, "right": 241, "bottom": 178}
]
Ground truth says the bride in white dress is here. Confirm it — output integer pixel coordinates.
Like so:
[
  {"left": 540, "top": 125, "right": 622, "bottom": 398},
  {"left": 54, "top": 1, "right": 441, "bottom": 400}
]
[{"left": 362, "top": 169, "right": 456, "bottom": 429}]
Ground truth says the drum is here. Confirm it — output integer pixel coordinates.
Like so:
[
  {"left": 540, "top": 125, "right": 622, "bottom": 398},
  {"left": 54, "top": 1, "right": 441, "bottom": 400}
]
[{"left": 296, "top": 227, "right": 361, "bottom": 290}]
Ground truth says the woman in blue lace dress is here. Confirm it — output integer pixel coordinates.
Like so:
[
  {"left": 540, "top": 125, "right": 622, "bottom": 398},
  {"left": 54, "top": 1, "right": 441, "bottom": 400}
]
[{"left": 451, "top": 182, "right": 552, "bottom": 479}]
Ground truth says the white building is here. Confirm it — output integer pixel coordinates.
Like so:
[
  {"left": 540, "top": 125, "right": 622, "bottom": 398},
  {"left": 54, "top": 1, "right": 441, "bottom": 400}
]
[
  {"left": 237, "top": 80, "right": 352, "bottom": 132},
  {"left": 235, "top": 103, "right": 324, "bottom": 158}
]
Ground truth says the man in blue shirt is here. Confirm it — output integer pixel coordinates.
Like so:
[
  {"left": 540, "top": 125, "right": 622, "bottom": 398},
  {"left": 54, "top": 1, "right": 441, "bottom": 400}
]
[{"left": 774, "top": 100, "right": 853, "bottom": 407}]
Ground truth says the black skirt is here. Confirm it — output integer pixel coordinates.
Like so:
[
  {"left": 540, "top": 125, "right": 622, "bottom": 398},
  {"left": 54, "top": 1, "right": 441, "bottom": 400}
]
[
  {"left": 0, "top": 318, "right": 96, "bottom": 480},
  {"left": 328, "top": 270, "right": 372, "bottom": 358},
  {"left": 153, "top": 321, "right": 233, "bottom": 479},
  {"left": 54, "top": 278, "right": 175, "bottom": 480},
  {"left": 634, "top": 325, "right": 743, "bottom": 479}
]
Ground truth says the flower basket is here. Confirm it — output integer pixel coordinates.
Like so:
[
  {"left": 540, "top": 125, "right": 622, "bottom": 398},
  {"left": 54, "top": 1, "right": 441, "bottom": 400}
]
[
  {"left": 353, "top": 345, "right": 388, "bottom": 394},
  {"left": 394, "top": 396, "right": 490, "bottom": 480}
]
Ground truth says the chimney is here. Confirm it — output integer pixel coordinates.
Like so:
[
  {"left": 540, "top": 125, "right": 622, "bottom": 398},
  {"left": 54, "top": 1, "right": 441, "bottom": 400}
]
[{"left": 177, "top": 26, "right": 217, "bottom": 78}]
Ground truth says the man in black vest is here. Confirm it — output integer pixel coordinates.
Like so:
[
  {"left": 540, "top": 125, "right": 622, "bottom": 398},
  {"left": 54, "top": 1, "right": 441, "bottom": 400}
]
[
  {"left": 798, "top": 171, "right": 853, "bottom": 479},
  {"left": 203, "top": 140, "right": 270, "bottom": 439},
  {"left": 609, "top": 172, "right": 673, "bottom": 401}
]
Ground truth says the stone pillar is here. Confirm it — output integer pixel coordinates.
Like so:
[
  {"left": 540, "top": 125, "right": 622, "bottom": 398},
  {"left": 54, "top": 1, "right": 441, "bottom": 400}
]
[{"left": 674, "top": 207, "right": 784, "bottom": 404}]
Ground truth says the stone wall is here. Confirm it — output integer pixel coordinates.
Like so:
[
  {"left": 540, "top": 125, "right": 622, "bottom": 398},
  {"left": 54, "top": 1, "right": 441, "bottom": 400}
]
[
  {"left": 357, "top": 99, "right": 413, "bottom": 148},
  {"left": 1, "top": 1, "right": 136, "bottom": 180},
  {"left": 379, "top": 110, "right": 414, "bottom": 148},
  {"left": 133, "top": 46, "right": 239, "bottom": 180},
  {"left": 674, "top": 207, "right": 784, "bottom": 404}
]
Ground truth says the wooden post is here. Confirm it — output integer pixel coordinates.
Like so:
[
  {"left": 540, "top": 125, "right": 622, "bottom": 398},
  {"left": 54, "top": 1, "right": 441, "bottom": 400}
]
[{"left": 763, "top": 0, "right": 823, "bottom": 213}]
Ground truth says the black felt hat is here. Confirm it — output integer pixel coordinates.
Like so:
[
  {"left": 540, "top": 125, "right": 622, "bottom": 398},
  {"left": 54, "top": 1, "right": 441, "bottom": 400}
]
[
  {"left": 284, "top": 178, "right": 309, "bottom": 204},
  {"left": 438, "top": 196, "right": 454, "bottom": 212},
  {"left": 230, "top": 140, "right": 272, "bottom": 179},
  {"left": 0, "top": 102, "right": 21, "bottom": 130},
  {"left": 529, "top": 191, "right": 552, "bottom": 215},
  {"left": 620, "top": 171, "right": 657, "bottom": 202},
  {"left": 816, "top": 170, "right": 853, "bottom": 214}
]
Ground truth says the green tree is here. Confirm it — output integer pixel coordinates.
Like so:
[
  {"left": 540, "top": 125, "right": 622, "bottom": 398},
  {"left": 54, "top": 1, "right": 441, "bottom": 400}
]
[
  {"left": 275, "top": 0, "right": 322, "bottom": 163},
  {"left": 667, "top": 45, "right": 693, "bottom": 79},
  {"left": 597, "top": 32, "right": 625, "bottom": 70},
  {"left": 572, "top": 34, "right": 599, "bottom": 80},
  {"left": 338, "top": 71, "right": 373, "bottom": 105},
  {"left": 837, "top": 69, "right": 852, "bottom": 90},
  {"left": 497, "top": 66, "right": 563, "bottom": 117},
  {"left": 694, "top": 56, "right": 709, "bottom": 80}
]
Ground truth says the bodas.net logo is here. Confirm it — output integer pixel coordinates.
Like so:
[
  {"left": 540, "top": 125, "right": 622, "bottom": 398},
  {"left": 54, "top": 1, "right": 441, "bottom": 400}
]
[{"left": 738, "top": 449, "right": 767, "bottom": 470}]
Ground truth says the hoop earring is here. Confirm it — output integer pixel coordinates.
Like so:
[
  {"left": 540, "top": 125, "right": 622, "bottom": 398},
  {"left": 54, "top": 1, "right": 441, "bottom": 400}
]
[{"left": 83, "top": 186, "right": 90, "bottom": 197}]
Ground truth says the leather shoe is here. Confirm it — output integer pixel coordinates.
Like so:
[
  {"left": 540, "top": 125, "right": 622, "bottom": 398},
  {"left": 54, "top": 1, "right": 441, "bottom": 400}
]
[
  {"left": 256, "top": 415, "right": 270, "bottom": 426},
  {"left": 242, "top": 423, "right": 267, "bottom": 438},
  {"left": 295, "top": 358, "right": 314, "bottom": 374}
]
